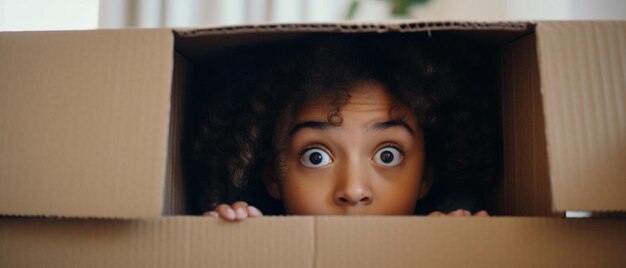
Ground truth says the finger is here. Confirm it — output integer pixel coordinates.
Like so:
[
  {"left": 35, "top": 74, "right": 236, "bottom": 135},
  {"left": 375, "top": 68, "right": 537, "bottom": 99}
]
[
  {"left": 448, "top": 209, "right": 466, "bottom": 216},
  {"left": 202, "top": 211, "right": 219, "bottom": 218},
  {"left": 231, "top": 201, "right": 250, "bottom": 220},
  {"left": 247, "top": 206, "right": 263, "bottom": 217},
  {"left": 473, "top": 210, "right": 489, "bottom": 217},
  {"left": 428, "top": 211, "right": 445, "bottom": 216},
  {"left": 215, "top": 204, "right": 237, "bottom": 221}
]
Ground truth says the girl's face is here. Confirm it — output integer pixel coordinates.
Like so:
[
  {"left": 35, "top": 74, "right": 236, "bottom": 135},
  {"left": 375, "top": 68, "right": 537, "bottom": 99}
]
[{"left": 267, "top": 82, "right": 430, "bottom": 215}]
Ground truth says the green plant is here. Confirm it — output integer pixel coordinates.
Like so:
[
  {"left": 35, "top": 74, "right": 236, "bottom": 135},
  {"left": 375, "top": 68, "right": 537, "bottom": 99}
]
[{"left": 347, "top": 0, "right": 432, "bottom": 19}]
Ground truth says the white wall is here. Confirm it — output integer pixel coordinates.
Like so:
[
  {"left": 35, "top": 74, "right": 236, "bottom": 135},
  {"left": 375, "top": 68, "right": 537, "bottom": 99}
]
[
  {"left": 0, "top": 0, "right": 98, "bottom": 31},
  {"left": 570, "top": 0, "right": 626, "bottom": 19},
  {"left": 1, "top": 0, "right": 625, "bottom": 31}
]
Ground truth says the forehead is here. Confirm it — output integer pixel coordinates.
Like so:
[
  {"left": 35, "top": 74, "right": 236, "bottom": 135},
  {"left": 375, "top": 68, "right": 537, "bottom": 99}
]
[{"left": 296, "top": 82, "right": 407, "bottom": 120}]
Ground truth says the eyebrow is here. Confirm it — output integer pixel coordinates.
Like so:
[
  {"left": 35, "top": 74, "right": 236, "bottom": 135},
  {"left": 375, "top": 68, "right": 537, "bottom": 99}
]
[
  {"left": 370, "top": 119, "right": 415, "bottom": 134},
  {"left": 289, "top": 121, "right": 332, "bottom": 136},
  {"left": 288, "top": 119, "right": 415, "bottom": 136}
]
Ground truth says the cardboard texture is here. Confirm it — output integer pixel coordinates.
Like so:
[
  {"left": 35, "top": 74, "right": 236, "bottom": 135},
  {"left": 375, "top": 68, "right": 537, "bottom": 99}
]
[
  {"left": 537, "top": 21, "right": 626, "bottom": 212},
  {"left": 162, "top": 51, "right": 189, "bottom": 215},
  {"left": 0, "top": 217, "right": 314, "bottom": 268},
  {"left": 314, "top": 217, "right": 626, "bottom": 267},
  {"left": 1, "top": 21, "right": 625, "bottom": 267},
  {"left": 0, "top": 29, "right": 173, "bottom": 219},
  {"left": 496, "top": 33, "right": 553, "bottom": 216},
  {"left": 493, "top": 32, "right": 552, "bottom": 216},
  {"left": 1, "top": 217, "right": 625, "bottom": 268}
]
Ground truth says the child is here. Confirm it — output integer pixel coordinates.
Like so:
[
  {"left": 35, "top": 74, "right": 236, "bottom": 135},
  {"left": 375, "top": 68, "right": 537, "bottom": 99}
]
[{"left": 186, "top": 34, "right": 500, "bottom": 220}]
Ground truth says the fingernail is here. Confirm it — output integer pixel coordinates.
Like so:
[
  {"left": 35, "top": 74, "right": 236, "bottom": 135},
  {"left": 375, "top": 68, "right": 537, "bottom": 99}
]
[
  {"left": 248, "top": 206, "right": 262, "bottom": 216},
  {"left": 463, "top": 210, "right": 471, "bottom": 216},
  {"left": 208, "top": 211, "right": 219, "bottom": 218},
  {"left": 476, "top": 210, "right": 489, "bottom": 216},
  {"left": 450, "top": 209, "right": 463, "bottom": 216},
  {"left": 236, "top": 207, "right": 246, "bottom": 219},
  {"left": 226, "top": 208, "right": 236, "bottom": 219}
]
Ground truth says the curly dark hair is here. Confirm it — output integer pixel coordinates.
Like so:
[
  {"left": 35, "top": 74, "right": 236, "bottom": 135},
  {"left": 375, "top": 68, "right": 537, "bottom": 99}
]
[{"left": 184, "top": 33, "right": 501, "bottom": 215}]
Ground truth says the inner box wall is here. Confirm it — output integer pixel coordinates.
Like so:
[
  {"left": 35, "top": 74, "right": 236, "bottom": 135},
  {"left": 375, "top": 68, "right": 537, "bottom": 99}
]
[
  {"left": 494, "top": 32, "right": 553, "bottom": 216},
  {"left": 163, "top": 51, "right": 191, "bottom": 215},
  {"left": 171, "top": 31, "right": 546, "bottom": 216}
]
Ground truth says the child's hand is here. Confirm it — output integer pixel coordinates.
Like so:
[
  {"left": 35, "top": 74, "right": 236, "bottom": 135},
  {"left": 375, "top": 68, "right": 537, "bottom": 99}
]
[
  {"left": 428, "top": 209, "right": 489, "bottom": 217},
  {"left": 203, "top": 201, "right": 263, "bottom": 221}
]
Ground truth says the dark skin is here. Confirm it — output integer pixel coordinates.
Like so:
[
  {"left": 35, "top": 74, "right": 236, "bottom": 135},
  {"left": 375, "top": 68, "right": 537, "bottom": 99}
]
[{"left": 205, "top": 83, "right": 488, "bottom": 221}]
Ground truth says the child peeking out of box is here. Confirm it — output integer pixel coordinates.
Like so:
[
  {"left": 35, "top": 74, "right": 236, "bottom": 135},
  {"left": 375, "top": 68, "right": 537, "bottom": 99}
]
[{"left": 186, "top": 34, "right": 500, "bottom": 221}]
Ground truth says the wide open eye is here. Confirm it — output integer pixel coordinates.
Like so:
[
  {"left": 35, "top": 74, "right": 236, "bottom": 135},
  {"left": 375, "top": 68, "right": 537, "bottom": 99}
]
[
  {"left": 301, "top": 148, "right": 333, "bottom": 168},
  {"left": 373, "top": 146, "right": 403, "bottom": 167}
]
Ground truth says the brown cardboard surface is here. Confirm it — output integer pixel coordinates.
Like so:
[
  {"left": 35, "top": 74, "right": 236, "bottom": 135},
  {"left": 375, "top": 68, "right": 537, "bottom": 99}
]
[
  {"left": 162, "top": 51, "right": 189, "bottom": 215},
  {"left": 0, "top": 20, "right": 625, "bottom": 268},
  {"left": 1, "top": 21, "right": 624, "bottom": 218},
  {"left": 0, "top": 216, "right": 314, "bottom": 268},
  {"left": 315, "top": 216, "right": 626, "bottom": 267},
  {"left": 0, "top": 29, "right": 173, "bottom": 218},
  {"left": 1, "top": 216, "right": 624, "bottom": 267},
  {"left": 536, "top": 21, "right": 626, "bottom": 212},
  {"left": 497, "top": 33, "right": 552, "bottom": 216},
  {"left": 173, "top": 22, "right": 532, "bottom": 62}
]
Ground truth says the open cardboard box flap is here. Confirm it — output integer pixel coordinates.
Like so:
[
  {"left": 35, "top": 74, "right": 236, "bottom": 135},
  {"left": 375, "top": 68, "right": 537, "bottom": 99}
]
[
  {"left": 1, "top": 21, "right": 624, "bottom": 219},
  {"left": 0, "top": 29, "right": 173, "bottom": 218},
  {"left": 536, "top": 21, "right": 626, "bottom": 212}
]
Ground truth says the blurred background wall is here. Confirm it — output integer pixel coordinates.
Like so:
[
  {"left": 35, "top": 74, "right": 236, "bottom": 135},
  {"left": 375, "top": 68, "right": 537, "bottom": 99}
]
[{"left": 1, "top": 0, "right": 625, "bottom": 31}]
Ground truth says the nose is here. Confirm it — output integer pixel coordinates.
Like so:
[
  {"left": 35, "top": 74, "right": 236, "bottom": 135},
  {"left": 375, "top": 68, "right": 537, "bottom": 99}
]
[{"left": 334, "top": 162, "right": 373, "bottom": 207}]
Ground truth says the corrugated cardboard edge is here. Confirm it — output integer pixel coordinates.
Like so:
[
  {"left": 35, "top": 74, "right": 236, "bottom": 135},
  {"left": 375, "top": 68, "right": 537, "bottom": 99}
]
[
  {"left": 536, "top": 21, "right": 626, "bottom": 212},
  {"left": 1, "top": 216, "right": 625, "bottom": 268},
  {"left": 176, "top": 21, "right": 530, "bottom": 36}
]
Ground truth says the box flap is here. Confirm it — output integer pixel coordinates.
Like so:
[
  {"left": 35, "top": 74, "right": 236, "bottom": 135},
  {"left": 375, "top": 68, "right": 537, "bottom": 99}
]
[
  {"left": 0, "top": 216, "right": 315, "bottom": 268},
  {"left": 314, "top": 216, "right": 626, "bottom": 267},
  {"left": 536, "top": 21, "right": 626, "bottom": 212},
  {"left": 1, "top": 216, "right": 624, "bottom": 267},
  {"left": 0, "top": 29, "right": 173, "bottom": 218}
]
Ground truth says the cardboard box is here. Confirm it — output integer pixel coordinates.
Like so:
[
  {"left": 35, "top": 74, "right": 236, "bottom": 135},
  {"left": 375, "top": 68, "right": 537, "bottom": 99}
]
[{"left": 1, "top": 21, "right": 625, "bottom": 267}]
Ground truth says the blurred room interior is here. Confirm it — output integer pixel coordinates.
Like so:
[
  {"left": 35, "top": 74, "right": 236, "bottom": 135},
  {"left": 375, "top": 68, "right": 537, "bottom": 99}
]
[{"left": 0, "top": 0, "right": 625, "bottom": 31}]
